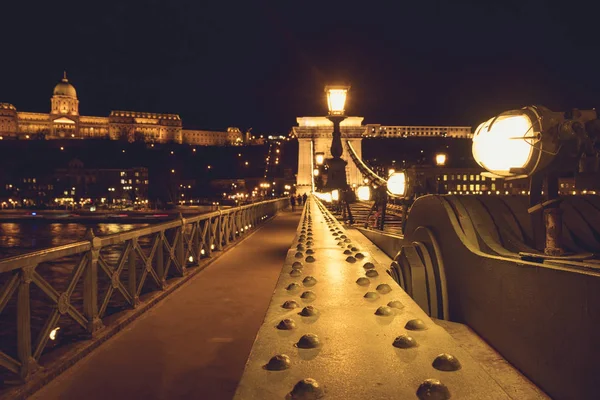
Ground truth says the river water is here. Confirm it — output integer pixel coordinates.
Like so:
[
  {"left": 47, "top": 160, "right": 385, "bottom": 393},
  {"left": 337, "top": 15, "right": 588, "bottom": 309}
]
[{"left": 0, "top": 222, "right": 150, "bottom": 259}]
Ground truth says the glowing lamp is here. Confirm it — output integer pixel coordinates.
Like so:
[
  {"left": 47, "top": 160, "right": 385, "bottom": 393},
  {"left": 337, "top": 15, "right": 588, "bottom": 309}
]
[
  {"left": 357, "top": 185, "right": 371, "bottom": 201},
  {"left": 331, "top": 189, "right": 340, "bottom": 201},
  {"left": 325, "top": 85, "right": 350, "bottom": 116},
  {"left": 435, "top": 153, "right": 447, "bottom": 166},
  {"left": 388, "top": 168, "right": 395, "bottom": 176},
  {"left": 315, "top": 152, "right": 325, "bottom": 165},
  {"left": 313, "top": 169, "right": 320, "bottom": 177},
  {"left": 387, "top": 171, "right": 407, "bottom": 197}
]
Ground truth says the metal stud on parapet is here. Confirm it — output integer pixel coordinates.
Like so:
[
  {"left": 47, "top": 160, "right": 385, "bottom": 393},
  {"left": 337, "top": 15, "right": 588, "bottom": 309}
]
[
  {"left": 433, "top": 353, "right": 462, "bottom": 371},
  {"left": 393, "top": 334, "right": 418, "bottom": 349},
  {"left": 264, "top": 354, "right": 291, "bottom": 371},
  {"left": 417, "top": 379, "right": 450, "bottom": 400},
  {"left": 289, "top": 378, "right": 324, "bottom": 400},
  {"left": 276, "top": 318, "right": 297, "bottom": 330},
  {"left": 295, "top": 333, "right": 321, "bottom": 349},
  {"left": 282, "top": 300, "right": 299, "bottom": 309}
]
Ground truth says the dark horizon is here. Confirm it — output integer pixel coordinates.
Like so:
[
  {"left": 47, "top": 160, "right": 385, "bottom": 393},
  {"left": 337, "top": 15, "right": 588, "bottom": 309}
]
[{"left": 2, "top": 0, "right": 599, "bottom": 133}]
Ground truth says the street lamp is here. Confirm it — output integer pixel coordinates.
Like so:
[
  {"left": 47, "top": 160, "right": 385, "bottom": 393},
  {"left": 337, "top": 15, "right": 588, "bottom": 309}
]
[
  {"left": 473, "top": 106, "right": 600, "bottom": 255},
  {"left": 315, "top": 152, "right": 325, "bottom": 166},
  {"left": 387, "top": 171, "right": 407, "bottom": 197},
  {"left": 435, "top": 153, "right": 447, "bottom": 166},
  {"left": 323, "top": 84, "right": 353, "bottom": 223}
]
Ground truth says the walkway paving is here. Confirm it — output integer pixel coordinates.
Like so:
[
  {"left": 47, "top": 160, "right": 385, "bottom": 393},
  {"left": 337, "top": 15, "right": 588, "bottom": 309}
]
[{"left": 30, "top": 210, "right": 302, "bottom": 400}]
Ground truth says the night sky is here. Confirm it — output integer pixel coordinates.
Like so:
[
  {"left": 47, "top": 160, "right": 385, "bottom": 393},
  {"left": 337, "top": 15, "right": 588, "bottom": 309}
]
[{"left": 2, "top": 0, "right": 598, "bottom": 133}]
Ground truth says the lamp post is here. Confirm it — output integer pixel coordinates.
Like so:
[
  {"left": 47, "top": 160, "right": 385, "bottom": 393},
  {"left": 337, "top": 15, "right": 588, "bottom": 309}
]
[
  {"left": 473, "top": 106, "right": 600, "bottom": 256},
  {"left": 324, "top": 85, "right": 353, "bottom": 223}
]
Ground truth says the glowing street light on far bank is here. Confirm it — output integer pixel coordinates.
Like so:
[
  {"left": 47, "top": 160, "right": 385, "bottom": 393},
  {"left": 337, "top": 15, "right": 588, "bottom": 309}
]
[
  {"left": 315, "top": 152, "right": 325, "bottom": 166},
  {"left": 387, "top": 171, "right": 407, "bottom": 197},
  {"left": 435, "top": 153, "right": 447, "bottom": 166}
]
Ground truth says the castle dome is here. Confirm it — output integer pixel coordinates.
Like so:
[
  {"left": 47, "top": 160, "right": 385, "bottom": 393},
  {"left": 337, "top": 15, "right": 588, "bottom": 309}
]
[{"left": 53, "top": 72, "right": 77, "bottom": 98}]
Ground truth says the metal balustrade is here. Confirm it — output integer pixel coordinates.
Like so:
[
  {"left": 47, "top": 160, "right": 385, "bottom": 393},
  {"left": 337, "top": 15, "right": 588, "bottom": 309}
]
[{"left": 0, "top": 198, "right": 288, "bottom": 383}]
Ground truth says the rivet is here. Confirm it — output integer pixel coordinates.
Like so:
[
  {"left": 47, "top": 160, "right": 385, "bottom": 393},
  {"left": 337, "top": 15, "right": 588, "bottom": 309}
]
[
  {"left": 306, "top": 249, "right": 314, "bottom": 255},
  {"left": 346, "top": 256, "right": 356, "bottom": 263},
  {"left": 299, "top": 235, "right": 306, "bottom": 240},
  {"left": 433, "top": 353, "right": 462, "bottom": 371},
  {"left": 295, "top": 252, "right": 303, "bottom": 258},
  {"left": 282, "top": 300, "right": 299, "bottom": 309},
  {"left": 405, "top": 319, "right": 428, "bottom": 331},
  {"left": 305, "top": 256, "right": 316, "bottom": 263},
  {"left": 363, "top": 262, "right": 375, "bottom": 269},
  {"left": 306, "top": 241, "right": 313, "bottom": 246},
  {"left": 356, "top": 277, "right": 370, "bottom": 286},
  {"left": 393, "top": 334, "right": 418, "bottom": 349},
  {"left": 355, "top": 253, "right": 365, "bottom": 259},
  {"left": 387, "top": 300, "right": 404, "bottom": 309},
  {"left": 347, "top": 244, "right": 354, "bottom": 248},
  {"left": 276, "top": 318, "right": 297, "bottom": 330},
  {"left": 332, "top": 233, "right": 338, "bottom": 237},
  {"left": 287, "top": 283, "right": 300, "bottom": 291},
  {"left": 329, "top": 228, "right": 335, "bottom": 232},
  {"left": 416, "top": 379, "right": 451, "bottom": 400},
  {"left": 302, "top": 276, "right": 317, "bottom": 287},
  {"left": 340, "top": 235, "right": 347, "bottom": 239},
  {"left": 351, "top": 247, "right": 359, "bottom": 251},
  {"left": 376, "top": 284, "right": 392, "bottom": 294},
  {"left": 290, "top": 269, "right": 302, "bottom": 277},
  {"left": 264, "top": 354, "right": 291, "bottom": 371},
  {"left": 343, "top": 249, "right": 352, "bottom": 255},
  {"left": 307, "top": 233, "right": 313, "bottom": 237},
  {"left": 299, "top": 305, "right": 319, "bottom": 317},
  {"left": 344, "top": 238, "right": 351, "bottom": 243},
  {"left": 365, "top": 270, "right": 379, "bottom": 278},
  {"left": 292, "top": 261, "right": 303, "bottom": 269},
  {"left": 296, "top": 245, "right": 305, "bottom": 252},
  {"left": 289, "top": 378, "right": 324, "bottom": 399},
  {"left": 364, "top": 291, "right": 379, "bottom": 299},
  {"left": 375, "top": 306, "right": 393, "bottom": 316},
  {"left": 295, "top": 333, "right": 321, "bottom": 349},
  {"left": 300, "top": 291, "right": 316, "bottom": 300},
  {"left": 298, "top": 238, "right": 305, "bottom": 243}
]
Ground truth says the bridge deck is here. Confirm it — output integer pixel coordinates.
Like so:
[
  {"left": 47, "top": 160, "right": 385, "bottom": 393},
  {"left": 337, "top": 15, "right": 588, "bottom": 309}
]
[
  {"left": 234, "top": 198, "right": 545, "bottom": 399},
  {"left": 28, "top": 210, "right": 302, "bottom": 400}
]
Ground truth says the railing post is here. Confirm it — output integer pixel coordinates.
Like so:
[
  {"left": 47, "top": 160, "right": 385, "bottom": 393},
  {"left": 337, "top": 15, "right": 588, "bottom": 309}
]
[
  {"left": 193, "top": 221, "right": 201, "bottom": 261},
  {"left": 17, "top": 266, "right": 38, "bottom": 380},
  {"left": 84, "top": 229, "right": 104, "bottom": 335},
  {"left": 177, "top": 214, "right": 186, "bottom": 275},
  {"left": 206, "top": 218, "right": 213, "bottom": 257},
  {"left": 156, "top": 232, "right": 166, "bottom": 289},
  {"left": 128, "top": 238, "right": 140, "bottom": 307},
  {"left": 217, "top": 211, "right": 224, "bottom": 251}
]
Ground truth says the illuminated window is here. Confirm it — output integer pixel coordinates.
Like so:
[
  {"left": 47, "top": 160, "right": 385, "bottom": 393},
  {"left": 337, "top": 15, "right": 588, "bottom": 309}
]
[
  {"left": 443, "top": 175, "right": 447, "bottom": 181},
  {"left": 121, "top": 179, "right": 125, "bottom": 184},
  {"left": 463, "top": 175, "right": 467, "bottom": 181},
  {"left": 463, "top": 184, "right": 467, "bottom": 191},
  {"left": 476, "top": 184, "right": 480, "bottom": 191},
  {"left": 120, "top": 171, "right": 126, "bottom": 176},
  {"left": 475, "top": 175, "right": 480, "bottom": 181},
  {"left": 470, "top": 175, "right": 475, "bottom": 181},
  {"left": 470, "top": 184, "right": 474, "bottom": 191}
]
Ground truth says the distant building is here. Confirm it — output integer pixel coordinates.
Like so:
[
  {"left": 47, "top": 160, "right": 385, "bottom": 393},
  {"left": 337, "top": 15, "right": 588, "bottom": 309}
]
[
  {"left": 0, "top": 74, "right": 243, "bottom": 146},
  {"left": 365, "top": 124, "right": 472, "bottom": 139}
]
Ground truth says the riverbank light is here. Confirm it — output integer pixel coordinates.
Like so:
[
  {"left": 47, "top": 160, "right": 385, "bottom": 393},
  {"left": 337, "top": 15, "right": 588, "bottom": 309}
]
[
  {"left": 315, "top": 152, "right": 325, "bottom": 165},
  {"left": 325, "top": 85, "right": 350, "bottom": 116},
  {"left": 435, "top": 153, "right": 447, "bottom": 166},
  {"left": 357, "top": 185, "right": 371, "bottom": 201},
  {"left": 313, "top": 168, "right": 320, "bottom": 177},
  {"left": 387, "top": 171, "right": 407, "bottom": 197}
]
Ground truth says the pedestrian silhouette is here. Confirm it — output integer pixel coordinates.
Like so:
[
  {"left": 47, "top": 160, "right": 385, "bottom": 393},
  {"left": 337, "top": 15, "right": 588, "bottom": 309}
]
[{"left": 290, "top": 195, "right": 296, "bottom": 211}]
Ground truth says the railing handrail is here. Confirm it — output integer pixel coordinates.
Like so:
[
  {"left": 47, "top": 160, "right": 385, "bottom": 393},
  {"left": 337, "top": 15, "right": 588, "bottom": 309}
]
[{"left": 0, "top": 198, "right": 286, "bottom": 273}]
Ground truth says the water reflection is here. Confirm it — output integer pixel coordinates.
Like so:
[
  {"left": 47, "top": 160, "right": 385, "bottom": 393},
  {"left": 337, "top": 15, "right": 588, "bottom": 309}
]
[{"left": 0, "top": 222, "right": 149, "bottom": 258}]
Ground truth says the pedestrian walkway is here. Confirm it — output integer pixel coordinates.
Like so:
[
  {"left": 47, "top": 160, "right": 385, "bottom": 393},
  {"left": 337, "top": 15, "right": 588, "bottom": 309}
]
[{"left": 30, "top": 210, "right": 302, "bottom": 400}]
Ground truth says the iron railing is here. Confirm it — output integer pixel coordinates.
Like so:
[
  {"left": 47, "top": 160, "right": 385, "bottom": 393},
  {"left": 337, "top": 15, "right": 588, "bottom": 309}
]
[{"left": 0, "top": 198, "right": 288, "bottom": 382}]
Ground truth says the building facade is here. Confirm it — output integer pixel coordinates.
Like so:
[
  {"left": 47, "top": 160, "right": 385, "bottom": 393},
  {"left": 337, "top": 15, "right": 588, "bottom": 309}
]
[
  {"left": 0, "top": 74, "right": 243, "bottom": 145},
  {"left": 365, "top": 124, "right": 472, "bottom": 139}
]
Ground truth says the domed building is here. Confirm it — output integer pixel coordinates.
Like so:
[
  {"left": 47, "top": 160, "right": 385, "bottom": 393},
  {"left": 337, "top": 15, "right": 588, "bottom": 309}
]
[{"left": 0, "top": 73, "right": 242, "bottom": 145}]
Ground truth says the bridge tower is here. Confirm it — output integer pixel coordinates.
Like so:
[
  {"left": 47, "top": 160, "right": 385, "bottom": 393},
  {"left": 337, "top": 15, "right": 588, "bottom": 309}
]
[{"left": 293, "top": 116, "right": 365, "bottom": 195}]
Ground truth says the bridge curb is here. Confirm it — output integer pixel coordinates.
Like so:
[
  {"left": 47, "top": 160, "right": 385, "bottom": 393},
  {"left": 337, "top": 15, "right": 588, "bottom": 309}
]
[{"left": 0, "top": 211, "right": 285, "bottom": 400}]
